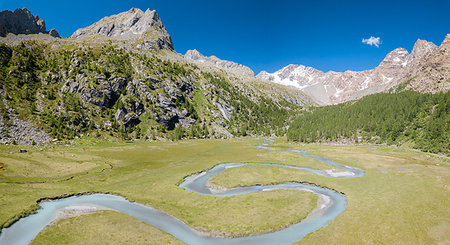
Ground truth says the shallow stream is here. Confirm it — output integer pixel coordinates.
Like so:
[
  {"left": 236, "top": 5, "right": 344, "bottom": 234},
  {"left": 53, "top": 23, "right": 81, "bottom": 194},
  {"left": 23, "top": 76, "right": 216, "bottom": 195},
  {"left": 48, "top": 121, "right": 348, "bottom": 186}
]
[{"left": 0, "top": 139, "right": 364, "bottom": 245}]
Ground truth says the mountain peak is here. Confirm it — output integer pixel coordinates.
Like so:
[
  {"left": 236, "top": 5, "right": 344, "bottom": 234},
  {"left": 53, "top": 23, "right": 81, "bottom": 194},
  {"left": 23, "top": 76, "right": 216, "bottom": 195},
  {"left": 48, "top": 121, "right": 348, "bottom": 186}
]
[
  {"left": 441, "top": 33, "right": 450, "bottom": 46},
  {"left": 70, "top": 7, "right": 173, "bottom": 50},
  {"left": 128, "top": 7, "right": 143, "bottom": 14},
  {"left": 185, "top": 49, "right": 203, "bottom": 59},
  {"left": 379, "top": 48, "right": 409, "bottom": 67},
  {"left": 0, "top": 8, "right": 48, "bottom": 37},
  {"left": 257, "top": 34, "right": 449, "bottom": 105},
  {"left": 410, "top": 39, "right": 437, "bottom": 60}
]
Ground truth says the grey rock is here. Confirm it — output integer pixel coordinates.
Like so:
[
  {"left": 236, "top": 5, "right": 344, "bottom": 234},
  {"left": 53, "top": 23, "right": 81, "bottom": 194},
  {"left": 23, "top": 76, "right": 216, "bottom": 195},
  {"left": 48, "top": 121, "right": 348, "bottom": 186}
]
[
  {"left": 123, "top": 113, "right": 140, "bottom": 127},
  {"left": 184, "top": 49, "right": 254, "bottom": 77},
  {"left": 70, "top": 8, "right": 173, "bottom": 51},
  {"left": 115, "top": 109, "right": 125, "bottom": 121},
  {"left": 0, "top": 113, "right": 51, "bottom": 145},
  {"left": 48, "top": 28, "right": 60, "bottom": 38},
  {"left": 179, "top": 117, "right": 196, "bottom": 128},
  {"left": 156, "top": 94, "right": 174, "bottom": 109},
  {"left": 0, "top": 8, "right": 46, "bottom": 37},
  {"left": 0, "top": 8, "right": 60, "bottom": 38},
  {"left": 155, "top": 112, "right": 178, "bottom": 130},
  {"left": 216, "top": 99, "right": 233, "bottom": 121}
]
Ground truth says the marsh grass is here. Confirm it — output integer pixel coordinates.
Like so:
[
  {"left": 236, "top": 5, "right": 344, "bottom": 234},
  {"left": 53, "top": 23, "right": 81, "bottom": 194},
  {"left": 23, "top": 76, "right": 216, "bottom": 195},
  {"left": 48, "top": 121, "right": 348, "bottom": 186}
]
[
  {"left": 213, "top": 140, "right": 450, "bottom": 244},
  {"left": 31, "top": 211, "right": 183, "bottom": 245},
  {"left": 1, "top": 137, "right": 448, "bottom": 244},
  {"left": 0, "top": 137, "right": 317, "bottom": 237}
]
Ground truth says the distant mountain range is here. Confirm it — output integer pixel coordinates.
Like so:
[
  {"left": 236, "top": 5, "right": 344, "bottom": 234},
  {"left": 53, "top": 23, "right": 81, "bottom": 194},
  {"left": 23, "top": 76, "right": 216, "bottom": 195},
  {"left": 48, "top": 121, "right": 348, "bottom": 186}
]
[{"left": 257, "top": 35, "right": 450, "bottom": 105}]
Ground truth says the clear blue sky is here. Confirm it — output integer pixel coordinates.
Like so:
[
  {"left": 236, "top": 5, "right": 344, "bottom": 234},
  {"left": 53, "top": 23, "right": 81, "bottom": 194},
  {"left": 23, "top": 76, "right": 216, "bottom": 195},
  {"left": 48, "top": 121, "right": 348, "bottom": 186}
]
[{"left": 1, "top": 0, "right": 449, "bottom": 74}]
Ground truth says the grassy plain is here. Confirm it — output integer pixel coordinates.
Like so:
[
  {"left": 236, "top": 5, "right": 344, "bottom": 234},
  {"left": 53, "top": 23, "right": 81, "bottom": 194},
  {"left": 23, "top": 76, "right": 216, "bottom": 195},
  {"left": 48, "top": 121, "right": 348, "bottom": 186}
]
[
  {"left": 0, "top": 137, "right": 319, "bottom": 239},
  {"left": 212, "top": 139, "right": 450, "bottom": 244},
  {"left": 0, "top": 137, "right": 448, "bottom": 244},
  {"left": 31, "top": 211, "right": 183, "bottom": 245}
]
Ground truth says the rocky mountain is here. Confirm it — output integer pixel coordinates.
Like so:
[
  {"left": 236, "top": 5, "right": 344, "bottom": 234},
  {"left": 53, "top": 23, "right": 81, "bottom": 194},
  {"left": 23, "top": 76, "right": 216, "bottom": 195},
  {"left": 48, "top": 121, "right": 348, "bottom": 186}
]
[
  {"left": 257, "top": 35, "right": 449, "bottom": 105},
  {"left": 184, "top": 49, "right": 254, "bottom": 77},
  {"left": 400, "top": 34, "right": 450, "bottom": 93},
  {"left": 0, "top": 7, "right": 312, "bottom": 144},
  {"left": 0, "top": 8, "right": 59, "bottom": 38},
  {"left": 70, "top": 8, "right": 173, "bottom": 51}
]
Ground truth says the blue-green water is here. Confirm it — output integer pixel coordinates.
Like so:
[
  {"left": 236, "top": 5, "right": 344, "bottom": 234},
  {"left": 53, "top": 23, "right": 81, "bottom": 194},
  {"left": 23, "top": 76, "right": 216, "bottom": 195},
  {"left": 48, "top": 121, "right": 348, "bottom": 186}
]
[{"left": 0, "top": 139, "right": 364, "bottom": 245}]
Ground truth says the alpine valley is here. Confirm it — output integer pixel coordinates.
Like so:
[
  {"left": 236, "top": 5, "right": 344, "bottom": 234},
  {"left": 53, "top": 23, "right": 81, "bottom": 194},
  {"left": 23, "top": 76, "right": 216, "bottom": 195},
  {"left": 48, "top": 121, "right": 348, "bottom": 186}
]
[{"left": 0, "top": 6, "right": 449, "bottom": 245}]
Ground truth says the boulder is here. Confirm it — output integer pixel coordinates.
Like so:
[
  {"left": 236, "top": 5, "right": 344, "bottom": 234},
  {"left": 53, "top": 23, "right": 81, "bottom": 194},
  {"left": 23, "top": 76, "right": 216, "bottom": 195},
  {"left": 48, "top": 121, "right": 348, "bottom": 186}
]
[{"left": 48, "top": 28, "right": 60, "bottom": 38}]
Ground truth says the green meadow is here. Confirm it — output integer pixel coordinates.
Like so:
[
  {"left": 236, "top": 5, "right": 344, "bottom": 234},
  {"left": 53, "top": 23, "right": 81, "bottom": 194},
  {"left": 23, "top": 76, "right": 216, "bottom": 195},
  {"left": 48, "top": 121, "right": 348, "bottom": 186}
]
[{"left": 0, "top": 137, "right": 448, "bottom": 244}]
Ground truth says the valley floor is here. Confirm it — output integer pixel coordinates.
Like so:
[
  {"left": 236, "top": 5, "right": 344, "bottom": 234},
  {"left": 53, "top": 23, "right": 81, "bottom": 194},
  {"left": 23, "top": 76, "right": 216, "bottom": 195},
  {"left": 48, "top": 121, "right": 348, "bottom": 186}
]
[{"left": 0, "top": 137, "right": 448, "bottom": 244}]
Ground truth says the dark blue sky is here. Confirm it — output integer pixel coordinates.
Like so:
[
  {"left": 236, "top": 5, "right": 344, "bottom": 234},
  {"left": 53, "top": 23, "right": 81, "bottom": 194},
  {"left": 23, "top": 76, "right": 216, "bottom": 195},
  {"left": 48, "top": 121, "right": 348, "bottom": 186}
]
[{"left": 1, "top": 0, "right": 449, "bottom": 74}]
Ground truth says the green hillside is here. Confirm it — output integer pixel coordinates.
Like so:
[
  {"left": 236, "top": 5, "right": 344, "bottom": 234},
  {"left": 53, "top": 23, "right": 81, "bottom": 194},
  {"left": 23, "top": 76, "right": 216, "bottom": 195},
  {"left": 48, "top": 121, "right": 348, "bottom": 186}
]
[
  {"left": 288, "top": 91, "right": 449, "bottom": 154},
  {"left": 0, "top": 40, "right": 307, "bottom": 143}
]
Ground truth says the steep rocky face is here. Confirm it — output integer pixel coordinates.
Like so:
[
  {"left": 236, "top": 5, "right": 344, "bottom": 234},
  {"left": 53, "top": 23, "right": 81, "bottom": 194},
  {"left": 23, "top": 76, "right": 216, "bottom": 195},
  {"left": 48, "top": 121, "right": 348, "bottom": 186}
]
[
  {"left": 401, "top": 34, "right": 450, "bottom": 93},
  {"left": 0, "top": 8, "right": 60, "bottom": 38},
  {"left": 0, "top": 8, "right": 46, "bottom": 37},
  {"left": 184, "top": 49, "right": 254, "bottom": 77},
  {"left": 257, "top": 35, "right": 449, "bottom": 105},
  {"left": 408, "top": 39, "right": 438, "bottom": 63},
  {"left": 71, "top": 8, "right": 173, "bottom": 51}
]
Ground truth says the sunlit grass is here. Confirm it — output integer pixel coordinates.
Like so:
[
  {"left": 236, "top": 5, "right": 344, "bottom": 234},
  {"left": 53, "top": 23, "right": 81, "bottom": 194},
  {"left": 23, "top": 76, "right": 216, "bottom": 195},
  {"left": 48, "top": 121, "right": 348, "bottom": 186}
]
[
  {"left": 1, "top": 137, "right": 448, "bottom": 244},
  {"left": 31, "top": 211, "right": 183, "bottom": 245}
]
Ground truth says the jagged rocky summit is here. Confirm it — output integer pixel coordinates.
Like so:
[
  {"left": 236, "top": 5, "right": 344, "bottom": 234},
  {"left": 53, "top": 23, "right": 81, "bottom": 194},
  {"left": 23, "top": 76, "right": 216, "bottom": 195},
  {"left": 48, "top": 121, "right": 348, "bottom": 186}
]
[
  {"left": 257, "top": 35, "right": 449, "bottom": 105},
  {"left": 70, "top": 7, "right": 173, "bottom": 51},
  {"left": 0, "top": 8, "right": 60, "bottom": 37}
]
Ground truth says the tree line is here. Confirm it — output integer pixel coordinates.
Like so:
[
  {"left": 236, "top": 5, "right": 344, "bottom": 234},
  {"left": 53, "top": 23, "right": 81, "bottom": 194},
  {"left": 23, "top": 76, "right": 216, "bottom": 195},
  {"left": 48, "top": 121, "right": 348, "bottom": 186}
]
[{"left": 287, "top": 91, "right": 449, "bottom": 155}]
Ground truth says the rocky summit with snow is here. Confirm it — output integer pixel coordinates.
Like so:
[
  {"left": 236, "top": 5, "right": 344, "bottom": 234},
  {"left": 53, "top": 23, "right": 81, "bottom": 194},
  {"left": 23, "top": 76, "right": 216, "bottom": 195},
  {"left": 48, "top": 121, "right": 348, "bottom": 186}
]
[{"left": 257, "top": 37, "right": 449, "bottom": 105}]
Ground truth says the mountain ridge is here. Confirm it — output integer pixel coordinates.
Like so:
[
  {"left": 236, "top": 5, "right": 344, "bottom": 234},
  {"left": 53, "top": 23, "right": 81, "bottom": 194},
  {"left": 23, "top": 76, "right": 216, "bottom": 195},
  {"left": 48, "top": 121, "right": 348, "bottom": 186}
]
[
  {"left": 257, "top": 36, "right": 449, "bottom": 105},
  {"left": 184, "top": 49, "right": 255, "bottom": 77}
]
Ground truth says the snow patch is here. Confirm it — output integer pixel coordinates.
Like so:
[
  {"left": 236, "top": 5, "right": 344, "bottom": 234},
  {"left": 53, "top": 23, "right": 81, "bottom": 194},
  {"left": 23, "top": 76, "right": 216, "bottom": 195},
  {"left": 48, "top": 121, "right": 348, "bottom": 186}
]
[{"left": 362, "top": 77, "right": 371, "bottom": 89}]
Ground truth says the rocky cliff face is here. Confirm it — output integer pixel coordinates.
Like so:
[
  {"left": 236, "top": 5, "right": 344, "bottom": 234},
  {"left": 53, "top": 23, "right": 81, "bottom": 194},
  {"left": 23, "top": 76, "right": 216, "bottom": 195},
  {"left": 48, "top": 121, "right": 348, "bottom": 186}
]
[
  {"left": 70, "top": 8, "right": 173, "bottom": 51},
  {"left": 184, "top": 49, "right": 254, "bottom": 77},
  {"left": 257, "top": 36, "right": 448, "bottom": 105},
  {"left": 401, "top": 34, "right": 450, "bottom": 93},
  {"left": 0, "top": 8, "right": 59, "bottom": 37}
]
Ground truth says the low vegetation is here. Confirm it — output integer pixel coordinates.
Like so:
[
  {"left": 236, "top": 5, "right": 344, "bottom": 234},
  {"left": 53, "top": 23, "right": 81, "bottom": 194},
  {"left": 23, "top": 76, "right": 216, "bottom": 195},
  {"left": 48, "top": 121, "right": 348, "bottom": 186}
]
[
  {"left": 0, "top": 138, "right": 318, "bottom": 237},
  {"left": 0, "top": 138, "right": 448, "bottom": 244},
  {"left": 31, "top": 211, "right": 183, "bottom": 245}
]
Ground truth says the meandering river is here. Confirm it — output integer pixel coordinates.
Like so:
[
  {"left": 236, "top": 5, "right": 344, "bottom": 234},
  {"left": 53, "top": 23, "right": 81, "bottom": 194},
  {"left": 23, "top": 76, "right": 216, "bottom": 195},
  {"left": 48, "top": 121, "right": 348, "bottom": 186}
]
[{"left": 0, "top": 139, "right": 364, "bottom": 245}]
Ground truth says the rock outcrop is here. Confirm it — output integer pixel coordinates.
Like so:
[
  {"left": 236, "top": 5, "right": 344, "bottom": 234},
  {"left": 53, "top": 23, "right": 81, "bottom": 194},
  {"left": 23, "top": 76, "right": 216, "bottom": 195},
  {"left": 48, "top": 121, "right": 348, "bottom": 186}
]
[
  {"left": 184, "top": 49, "right": 254, "bottom": 77},
  {"left": 401, "top": 34, "right": 450, "bottom": 93},
  {"left": 0, "top": 8, "right": 60, "bottom": 37},
  {"left": 48, "top": 28, "right": 60, "bottom": 38},
  {"left": 257, "top": 35, "right": 449, "bottom": 105},
  {"left": 0, "top": 93, "right": 51, "bottom": 144},
  {"left": 70, "top": 8, "right": 173, "bottom": 51}
]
